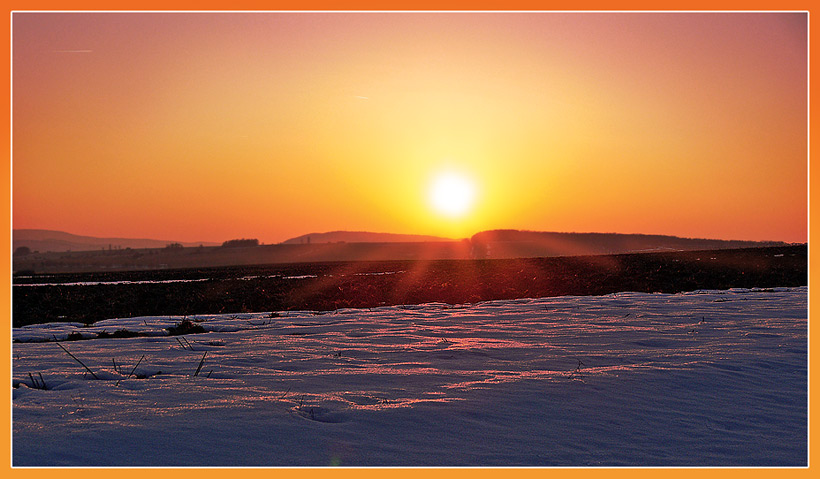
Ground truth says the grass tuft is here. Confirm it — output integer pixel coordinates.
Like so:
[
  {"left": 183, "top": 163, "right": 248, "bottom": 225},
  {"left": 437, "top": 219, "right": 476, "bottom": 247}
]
[
  {"left": 66, "top": 331, "right": 84, "bottom": 341},
  {"left": 25, "top": 372, "right": 48, "bottom": 390},
  {"left": 98, "top": 329, "right": 145, "bottom": 339},
  {"left": 167, "top": 319, "right": 206, "bottom": 336}
]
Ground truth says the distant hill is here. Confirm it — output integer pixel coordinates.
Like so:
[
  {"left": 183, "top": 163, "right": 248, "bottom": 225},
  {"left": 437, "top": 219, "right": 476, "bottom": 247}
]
[
  {"left": 281, "top": 231, "right": 456, "bottom": 245},
  {"left": 13, "top": 229, "right": 220, "bottom": 253},
  {"left": 470, "top": 230, "right": 789, "bottom": 259},
  {"left": 12, "top": 228, "right": 796, "bottom": 274}
]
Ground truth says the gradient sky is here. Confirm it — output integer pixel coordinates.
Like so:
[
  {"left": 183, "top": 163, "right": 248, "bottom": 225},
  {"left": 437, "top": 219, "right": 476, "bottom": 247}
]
[{"left": 12, "top": 12, "right": 808, "bottom": 243}]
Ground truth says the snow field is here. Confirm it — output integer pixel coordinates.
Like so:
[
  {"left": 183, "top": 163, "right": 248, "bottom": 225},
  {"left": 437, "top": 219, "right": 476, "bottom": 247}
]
[{"left": 12, "top": 287, "right": 807, "bottom": 466}]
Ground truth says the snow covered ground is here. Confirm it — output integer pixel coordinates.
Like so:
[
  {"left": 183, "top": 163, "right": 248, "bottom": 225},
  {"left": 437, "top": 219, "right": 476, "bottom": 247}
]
[{"left": 12, "top": 287, "right": 807, "bottom": 466}]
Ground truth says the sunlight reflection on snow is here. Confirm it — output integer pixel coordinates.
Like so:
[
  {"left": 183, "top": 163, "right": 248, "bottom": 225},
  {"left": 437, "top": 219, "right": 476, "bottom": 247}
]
[{"left": 13, "top": 287, "right": 807, "bottom": 422}]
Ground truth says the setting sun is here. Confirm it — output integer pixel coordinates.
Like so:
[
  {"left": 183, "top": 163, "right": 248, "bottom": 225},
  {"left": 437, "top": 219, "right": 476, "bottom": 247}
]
[
  {"left": 11, "top": 12, "right": 806, "bottom": 244},
  {"left": 429, "top": 171, "right": 477, "bottom": 218}
]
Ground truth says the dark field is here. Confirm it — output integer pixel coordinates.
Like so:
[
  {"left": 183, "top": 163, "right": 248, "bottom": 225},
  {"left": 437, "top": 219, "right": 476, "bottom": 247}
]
[{"left": 12, "top": 245, "right": 807, "bottom": 327}]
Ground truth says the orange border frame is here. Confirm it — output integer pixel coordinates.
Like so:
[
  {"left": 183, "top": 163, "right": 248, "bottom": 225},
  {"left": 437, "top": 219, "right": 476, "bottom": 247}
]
[{"left": 2, "top": 2, "right": 815, "bottom": 478}]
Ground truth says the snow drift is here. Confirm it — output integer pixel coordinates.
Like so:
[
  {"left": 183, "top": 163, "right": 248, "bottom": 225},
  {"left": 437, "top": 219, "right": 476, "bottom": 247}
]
[{"left": 12, "top": 287, "right": 807, "bottom": 466}]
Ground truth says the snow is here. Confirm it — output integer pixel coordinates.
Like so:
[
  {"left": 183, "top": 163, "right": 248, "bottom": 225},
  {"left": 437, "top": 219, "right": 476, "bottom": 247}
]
[
  {"left": 15, "top": 279, "right": 213, "bottom": 287},
  {"left": 16, "top": 275, "right": 333, "bottom": 286},
  {"left": 12, "top": 287, "right": 807, "bottom": 466}
]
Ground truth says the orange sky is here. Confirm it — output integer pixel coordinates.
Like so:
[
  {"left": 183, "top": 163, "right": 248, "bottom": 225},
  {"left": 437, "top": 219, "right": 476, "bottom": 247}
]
[{"left": 12, "top": 12, "right": 808, "bottom": 243}]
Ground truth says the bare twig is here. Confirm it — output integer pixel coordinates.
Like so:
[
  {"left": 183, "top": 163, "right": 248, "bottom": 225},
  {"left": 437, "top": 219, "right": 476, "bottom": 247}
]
[
  {"left": 278, "top": 387, "right": 292, "bottom": 400},
  {"left": 193, "top": 351, "right": 207, "bottom": 377},
  {"left": 55, "top": 341, "right": 99, "bottom": 379},
  {"left": 116, "top": 355, "right": 145, "bottom": 387},
  {"left": 175, "top": 337, "right": 192, "bottom": 350},
  {"left": 126, "top": 355, "right": 145, "bottom": 379}
]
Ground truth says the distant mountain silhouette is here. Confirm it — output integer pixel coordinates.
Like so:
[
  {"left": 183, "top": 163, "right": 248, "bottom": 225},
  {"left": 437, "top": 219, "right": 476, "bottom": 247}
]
[
  {"left": 13, "top": 228, "right": 796, "bottom": 274},
  {"left": 281, "top": 231, "right": 456, "bottom": 245},
  {"left": 470, "top": 229, "right": 789, "bottom": 259},
  {"left": 13, "top": 229, "right": 220, "bottom": 253}
]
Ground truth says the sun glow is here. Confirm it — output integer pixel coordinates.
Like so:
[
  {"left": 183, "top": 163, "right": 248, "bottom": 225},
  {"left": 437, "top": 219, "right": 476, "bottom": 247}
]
[
  {"left": 429, "top": 171, "right": 477, "bottom": 218},
  {"left": 11, "top": 13, "right": 807, "bottom": 244}
]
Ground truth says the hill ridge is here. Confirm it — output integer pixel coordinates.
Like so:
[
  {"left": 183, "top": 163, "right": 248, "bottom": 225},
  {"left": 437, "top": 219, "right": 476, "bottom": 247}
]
[
  {"left": 13, "top": 229, "right": 220, "bottom": 252},
  {"left": 281, "top": 230, "right": 456, "bottom": 244}
]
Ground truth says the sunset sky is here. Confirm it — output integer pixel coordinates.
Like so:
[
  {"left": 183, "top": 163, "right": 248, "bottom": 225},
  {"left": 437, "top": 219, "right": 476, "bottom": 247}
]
[{"left": 12, "top": 12, "right": 808, "bottom": 244}]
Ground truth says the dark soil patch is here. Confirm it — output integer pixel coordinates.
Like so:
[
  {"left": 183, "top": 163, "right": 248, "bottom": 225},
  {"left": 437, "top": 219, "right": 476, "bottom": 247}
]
[{"left": 12, "top": 245, "right": 807, "bottom": 327}]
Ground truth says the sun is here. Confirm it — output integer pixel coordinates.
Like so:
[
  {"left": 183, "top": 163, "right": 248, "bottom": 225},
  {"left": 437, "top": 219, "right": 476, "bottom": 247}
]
[{"left": 428, "top": 171, "right": 477, "bottom": 218}]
